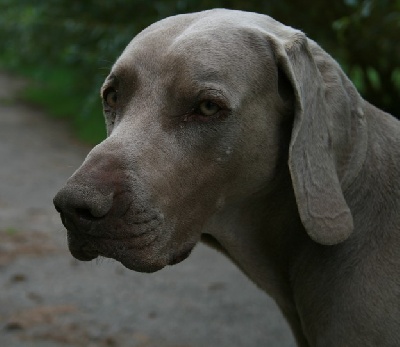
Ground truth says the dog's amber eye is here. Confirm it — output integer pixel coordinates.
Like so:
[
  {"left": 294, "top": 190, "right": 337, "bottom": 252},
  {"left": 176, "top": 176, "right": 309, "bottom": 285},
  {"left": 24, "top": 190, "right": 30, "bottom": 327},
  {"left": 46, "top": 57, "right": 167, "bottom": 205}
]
[
  {"left": 103, "top": 87, "right": 118, "bottom": 108},
  {"left": 198, "top": 100, "right": 220, "bottom": 116}
]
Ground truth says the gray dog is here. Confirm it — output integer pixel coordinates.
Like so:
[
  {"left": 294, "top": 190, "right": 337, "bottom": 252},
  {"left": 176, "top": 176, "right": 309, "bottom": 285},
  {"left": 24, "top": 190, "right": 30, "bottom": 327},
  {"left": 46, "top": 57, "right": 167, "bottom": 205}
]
[{"left": 54, "top": 9, "right": 400, "bottom": 346}]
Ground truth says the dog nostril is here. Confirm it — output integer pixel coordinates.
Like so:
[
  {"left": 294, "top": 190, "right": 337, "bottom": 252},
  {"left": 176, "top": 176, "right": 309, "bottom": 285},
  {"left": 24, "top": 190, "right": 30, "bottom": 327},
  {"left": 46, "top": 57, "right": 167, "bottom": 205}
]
[
  {"left": 54, "top": 187, "right": 113, "bottom": 221},
  {"left": 75, "top": 208, "right": 99, "bottom": 221}
]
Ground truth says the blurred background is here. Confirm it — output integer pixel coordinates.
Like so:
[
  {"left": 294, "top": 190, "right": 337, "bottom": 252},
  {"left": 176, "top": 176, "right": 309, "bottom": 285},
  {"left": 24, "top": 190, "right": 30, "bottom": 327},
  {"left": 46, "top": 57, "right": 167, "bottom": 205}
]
[
  {"left": 0, "top": 1, "right": 399, "bottom": 346},
  {"left": 0, "top": 0, "right": 399, "bottom": 144}
]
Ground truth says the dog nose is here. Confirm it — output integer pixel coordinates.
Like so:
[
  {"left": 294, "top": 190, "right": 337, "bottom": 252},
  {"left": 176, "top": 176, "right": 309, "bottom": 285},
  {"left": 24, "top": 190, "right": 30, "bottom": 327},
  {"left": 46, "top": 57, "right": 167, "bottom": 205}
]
[{"left": 53, "top": 184, "right": 114, "bottom": 232}]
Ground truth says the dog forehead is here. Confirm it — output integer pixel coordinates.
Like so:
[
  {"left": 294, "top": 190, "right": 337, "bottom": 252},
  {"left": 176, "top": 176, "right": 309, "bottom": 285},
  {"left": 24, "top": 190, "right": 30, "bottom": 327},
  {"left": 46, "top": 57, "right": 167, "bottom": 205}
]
[
  {"left": 109, "top": 9, "right": 302, "bottom": 97},
  {"left": 140, "top": 9, "right": 291, "bottom": 39},
  {"left": 135, "top": 10, "right": 280, "bottom": 48},
  {"left": 114, "top": 12, "right": 279, "bottom": 77},
  {"left": 115, "top": 9, "right": 299, "bottom": 66}
]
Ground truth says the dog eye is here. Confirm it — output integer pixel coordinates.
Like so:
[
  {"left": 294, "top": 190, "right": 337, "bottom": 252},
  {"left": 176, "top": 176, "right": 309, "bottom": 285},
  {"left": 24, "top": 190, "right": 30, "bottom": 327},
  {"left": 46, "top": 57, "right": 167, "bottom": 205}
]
[
  {"left": 103, "top": 87, "right": 118, "bottom": 108},
  {"left": 198, "top": 100, "right": 220, "bottom": 116}
]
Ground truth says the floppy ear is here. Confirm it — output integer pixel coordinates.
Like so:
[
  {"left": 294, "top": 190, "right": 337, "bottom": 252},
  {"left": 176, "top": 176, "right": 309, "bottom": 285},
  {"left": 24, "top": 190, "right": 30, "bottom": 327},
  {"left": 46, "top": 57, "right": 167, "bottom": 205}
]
[{"left": 270, "top": 33, "right": 354, "bottom": 245}]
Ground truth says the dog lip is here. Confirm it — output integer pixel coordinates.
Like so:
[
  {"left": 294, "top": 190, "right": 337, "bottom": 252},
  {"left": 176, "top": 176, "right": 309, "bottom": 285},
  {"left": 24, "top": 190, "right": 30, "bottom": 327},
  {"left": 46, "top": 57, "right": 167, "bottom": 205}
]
[
  {"left": 67, "top": 233, "right": 99, "bottom": 261},
  {"left": 69, "top": 246, "right": 99, "bottom": 261},
  {"left": 168, "top": 243, "right": 196, "bottom": 266},
  {"left": 67, "top": 230, "right": 159, "bottom": 262}
]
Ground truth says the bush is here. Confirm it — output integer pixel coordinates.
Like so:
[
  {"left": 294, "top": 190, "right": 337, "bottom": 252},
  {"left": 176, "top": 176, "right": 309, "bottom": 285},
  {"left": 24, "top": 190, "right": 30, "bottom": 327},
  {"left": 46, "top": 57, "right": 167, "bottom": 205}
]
[{"left": 0, "top": 0, "right": 398, "bottom": 143}]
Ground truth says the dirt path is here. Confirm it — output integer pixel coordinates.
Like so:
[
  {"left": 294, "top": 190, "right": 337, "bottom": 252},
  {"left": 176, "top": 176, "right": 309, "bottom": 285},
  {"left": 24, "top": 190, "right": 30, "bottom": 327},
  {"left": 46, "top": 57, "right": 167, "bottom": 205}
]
[{"left": 0, "top": 72, "right": 295, "bottom": 347}]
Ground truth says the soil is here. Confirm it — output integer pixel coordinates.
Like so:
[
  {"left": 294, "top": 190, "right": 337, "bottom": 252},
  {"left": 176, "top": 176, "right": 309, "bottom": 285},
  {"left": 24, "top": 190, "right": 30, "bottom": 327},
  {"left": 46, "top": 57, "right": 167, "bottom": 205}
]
[{"left": 0, "top": 72, "right": 295, "bottom": 347}]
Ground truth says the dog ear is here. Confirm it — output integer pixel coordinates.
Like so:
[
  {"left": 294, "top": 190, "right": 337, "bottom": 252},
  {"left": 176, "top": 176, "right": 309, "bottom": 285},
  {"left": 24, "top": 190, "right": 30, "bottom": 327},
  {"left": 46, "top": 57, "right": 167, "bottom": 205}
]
[{"left": 270, "top": 32, "right": 354, "bottom": 245}]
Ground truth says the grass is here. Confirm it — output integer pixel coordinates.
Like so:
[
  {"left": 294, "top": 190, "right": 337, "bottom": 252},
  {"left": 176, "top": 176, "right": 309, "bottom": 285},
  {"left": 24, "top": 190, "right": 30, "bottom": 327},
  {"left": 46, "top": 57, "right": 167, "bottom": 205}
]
[
  {"left": 4, "top": 227, "right": 18, "bottom": 236},
  {"left": 0, "top": 57, "right": 106, "bottom": 144}
]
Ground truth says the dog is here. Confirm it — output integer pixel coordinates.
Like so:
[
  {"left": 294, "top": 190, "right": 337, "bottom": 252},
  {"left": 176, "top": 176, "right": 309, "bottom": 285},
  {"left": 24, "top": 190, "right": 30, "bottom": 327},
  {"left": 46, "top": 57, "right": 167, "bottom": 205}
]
[{"left": 54, "top": 9, "right": 400, "bottom": 346}]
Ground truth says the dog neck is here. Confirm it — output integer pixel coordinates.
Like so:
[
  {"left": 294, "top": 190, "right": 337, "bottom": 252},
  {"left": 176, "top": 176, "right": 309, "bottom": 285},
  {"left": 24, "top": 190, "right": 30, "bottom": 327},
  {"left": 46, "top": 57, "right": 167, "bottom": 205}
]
[{"left": 203, "top": 168, "right": 310, "bottom": 345}]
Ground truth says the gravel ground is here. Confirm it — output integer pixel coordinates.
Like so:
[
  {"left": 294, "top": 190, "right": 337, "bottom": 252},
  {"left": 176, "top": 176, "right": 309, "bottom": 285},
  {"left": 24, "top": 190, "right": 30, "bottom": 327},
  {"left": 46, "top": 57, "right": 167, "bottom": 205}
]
[{"left": 0, "top": 72, "right": 295, "bottom": 347}]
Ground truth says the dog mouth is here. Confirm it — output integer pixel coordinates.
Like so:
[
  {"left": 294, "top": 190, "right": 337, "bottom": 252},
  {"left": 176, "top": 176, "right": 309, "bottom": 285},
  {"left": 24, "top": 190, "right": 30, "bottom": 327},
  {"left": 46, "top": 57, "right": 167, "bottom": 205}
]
[
  {"left": 67, "top": 230, "right": 196, "bottom": 273},
  {"left": 67, "top": 230, "right": 164, "bottom": 272}
]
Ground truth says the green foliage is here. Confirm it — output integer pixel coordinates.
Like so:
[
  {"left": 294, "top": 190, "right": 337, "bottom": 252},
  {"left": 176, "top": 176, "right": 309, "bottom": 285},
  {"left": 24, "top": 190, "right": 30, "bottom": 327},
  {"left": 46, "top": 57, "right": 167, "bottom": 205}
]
[
  {"left": 332, "top": 0, "right": 400, "bottom": 115},
  {"left": 0, "top": 60, "right": 106, "bottom": 143},
  {"left": 0, "top": 0, "right": 399, "bottom": 144}
]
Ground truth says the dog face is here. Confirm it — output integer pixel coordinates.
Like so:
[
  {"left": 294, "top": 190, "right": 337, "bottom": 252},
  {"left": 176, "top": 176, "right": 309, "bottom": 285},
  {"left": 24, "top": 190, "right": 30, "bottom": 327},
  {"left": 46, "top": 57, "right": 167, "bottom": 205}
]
[
  {"left": 54, "top": 9, "right": 362, "bottom": 272},
  {"left": 53, "top": 10, "right": 289, "bottom": 272}
]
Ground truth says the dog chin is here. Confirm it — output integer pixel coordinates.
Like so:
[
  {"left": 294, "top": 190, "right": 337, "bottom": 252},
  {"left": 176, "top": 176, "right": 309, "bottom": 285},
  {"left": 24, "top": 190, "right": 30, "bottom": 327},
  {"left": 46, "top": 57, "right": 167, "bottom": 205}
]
[
  {"left": 119, "top": 256, "right": 166, "bottom": 273},
  {"left": 69, "top": 246, "right": 99, "bottom": 262},
  {"left": 67, "top": 230, "right": 197, "bottom": 273},
  {"left": 117, "top": 244, "right": 196, "bottom": 273},
  {"left": 168, "top": 245, "right": 195, "bottom": 265}
]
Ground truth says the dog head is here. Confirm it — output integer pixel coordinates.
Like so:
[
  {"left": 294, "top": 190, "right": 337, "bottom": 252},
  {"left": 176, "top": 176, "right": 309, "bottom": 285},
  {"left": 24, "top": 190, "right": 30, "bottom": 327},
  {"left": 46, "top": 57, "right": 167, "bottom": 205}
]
[{"left": 54, "top": 9, "right": 365, "bottom": 272}]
